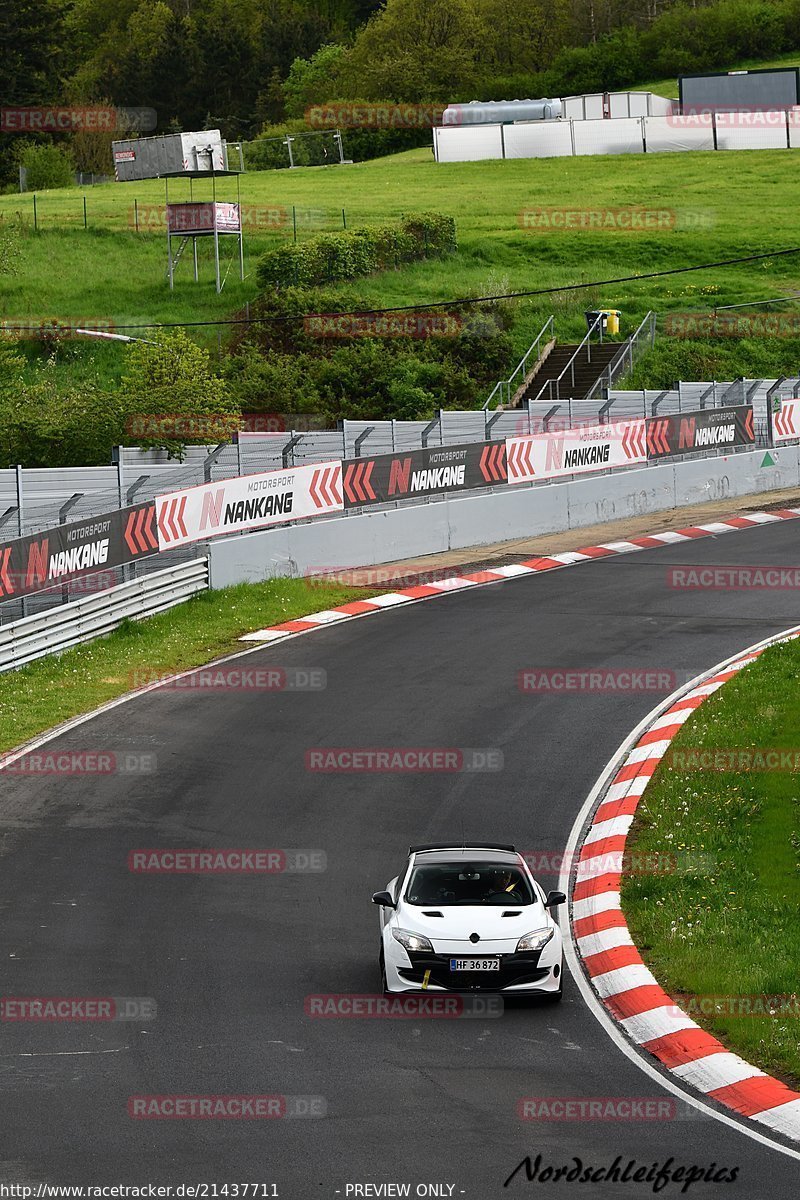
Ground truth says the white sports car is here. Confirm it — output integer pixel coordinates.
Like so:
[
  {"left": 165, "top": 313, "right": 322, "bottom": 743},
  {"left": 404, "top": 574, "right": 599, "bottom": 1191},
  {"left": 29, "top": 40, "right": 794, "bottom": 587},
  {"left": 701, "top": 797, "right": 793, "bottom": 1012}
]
[{"left": 372, "top": 843, "right": 565, "bottom": 998}]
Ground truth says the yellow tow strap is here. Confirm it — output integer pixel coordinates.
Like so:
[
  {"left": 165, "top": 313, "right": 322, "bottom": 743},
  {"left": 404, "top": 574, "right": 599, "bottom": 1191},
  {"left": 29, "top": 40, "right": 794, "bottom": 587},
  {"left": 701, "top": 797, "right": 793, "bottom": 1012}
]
[{"left": 422, "top": 969, "right": 431, "bottom": 990}]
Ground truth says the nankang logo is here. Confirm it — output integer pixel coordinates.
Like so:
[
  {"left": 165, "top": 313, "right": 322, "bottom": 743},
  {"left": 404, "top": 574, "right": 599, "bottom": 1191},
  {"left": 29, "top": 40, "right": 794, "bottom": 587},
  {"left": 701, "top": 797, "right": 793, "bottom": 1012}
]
[
  {"left": 695, "top": 424, "right": 734, "bottom": 446},
  {"left": 564, "top": 444, "right": 610, "bottom": 469},
  {"left": 224, "top": 494, "right": 293, "bottom": 524},
  {"left": 410, "top": 466, "right": 465, "bottom": 491},
  {"left": 48, "top": 538, "right": 110, "bottom": 579}
]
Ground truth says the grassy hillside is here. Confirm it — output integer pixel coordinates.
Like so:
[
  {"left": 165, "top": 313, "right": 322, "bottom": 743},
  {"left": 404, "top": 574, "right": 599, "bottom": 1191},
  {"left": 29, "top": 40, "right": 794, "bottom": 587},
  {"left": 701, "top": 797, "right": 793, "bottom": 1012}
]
[
  {"left": 3, "top": 145, "right": 800, "bottom": 381},
  {"left": 635, "top": 51, "right": 800, "bottom": 98}
]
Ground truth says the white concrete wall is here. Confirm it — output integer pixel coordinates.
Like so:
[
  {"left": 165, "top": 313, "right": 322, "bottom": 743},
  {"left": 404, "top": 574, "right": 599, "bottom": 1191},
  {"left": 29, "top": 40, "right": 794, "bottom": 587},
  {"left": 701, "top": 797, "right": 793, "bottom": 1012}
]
[{"left": 208, "top": 447, "right": 800, "bottom": 587}]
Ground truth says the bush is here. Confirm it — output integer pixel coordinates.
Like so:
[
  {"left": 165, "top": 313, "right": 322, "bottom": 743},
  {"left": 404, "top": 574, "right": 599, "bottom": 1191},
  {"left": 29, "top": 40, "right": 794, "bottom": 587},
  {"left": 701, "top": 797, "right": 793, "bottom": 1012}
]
[
  {"left": 0, "top": 371, "right": 124, "bottom": 468},
  {"left": 20, "top": 143, "right": 74, "bottom": 190},
  {"left": 255, "top": 212, "right": 456, "bottom": 289},
  {"left": 120, "top": 330, "right": 240, "bottom": 459}
]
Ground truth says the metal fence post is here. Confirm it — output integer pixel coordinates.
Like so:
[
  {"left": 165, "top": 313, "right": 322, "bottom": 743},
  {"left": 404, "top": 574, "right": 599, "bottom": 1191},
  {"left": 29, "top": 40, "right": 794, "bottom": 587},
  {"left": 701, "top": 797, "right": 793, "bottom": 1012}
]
[
  {"left": 765, "top": 377, "right": 784, "bottom": 448},
  {"left": 59, "top": 493, "right": 83, "bottom": 602},
  {"left": 282, "top": 433, "right": 302, "bottom": 468},
  {"left": 353, "top": 428, "right": 373, "bottom": 458}
]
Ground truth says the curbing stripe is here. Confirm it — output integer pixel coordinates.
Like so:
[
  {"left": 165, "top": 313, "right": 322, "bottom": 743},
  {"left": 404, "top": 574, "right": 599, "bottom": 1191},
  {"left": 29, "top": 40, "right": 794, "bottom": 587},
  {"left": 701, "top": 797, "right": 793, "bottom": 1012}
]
[
  {"left": 572, "top": 622, "right": 800, "bottom": 1142},
  {"left": 240, "top": 508, "right": 800, "bottom": 644}
]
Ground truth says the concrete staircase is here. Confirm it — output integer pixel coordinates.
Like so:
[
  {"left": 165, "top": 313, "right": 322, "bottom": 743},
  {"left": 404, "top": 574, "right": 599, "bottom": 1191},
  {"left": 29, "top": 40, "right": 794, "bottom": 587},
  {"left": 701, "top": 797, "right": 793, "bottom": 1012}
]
[{"left": 515, "top": 339, "right": 624, "bottom": 407}]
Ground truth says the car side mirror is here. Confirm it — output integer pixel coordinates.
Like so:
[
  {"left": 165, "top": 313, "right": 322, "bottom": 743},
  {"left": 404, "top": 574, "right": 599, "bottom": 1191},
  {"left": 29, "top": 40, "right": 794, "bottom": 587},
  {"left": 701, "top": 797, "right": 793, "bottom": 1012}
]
[
  {"left": 544, "top": 890, "right": 566, "bottom": 909},
  {"left": 372, "top": 890, "right": 395, "bottom": 908}
]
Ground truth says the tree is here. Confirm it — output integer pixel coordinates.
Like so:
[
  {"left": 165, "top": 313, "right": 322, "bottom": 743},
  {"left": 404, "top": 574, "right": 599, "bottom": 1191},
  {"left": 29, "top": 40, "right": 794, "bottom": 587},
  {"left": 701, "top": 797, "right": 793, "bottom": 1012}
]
[
  {"left": 282, "top": 44, "right": 348, "bottom": 118},
  {"left": 120, "top": 330, "right": 239, "bottom": 459},
  {"left": 344, "top": 0, "right": 487, "bottom": 100}
]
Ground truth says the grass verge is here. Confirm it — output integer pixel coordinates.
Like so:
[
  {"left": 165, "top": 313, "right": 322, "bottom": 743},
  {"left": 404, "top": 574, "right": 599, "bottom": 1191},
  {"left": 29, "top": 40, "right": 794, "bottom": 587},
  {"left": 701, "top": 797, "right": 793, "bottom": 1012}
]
[
  {"left": 0, "top": 578, "right": 366, "bottom": 754},
  {"left": 622, "top": 637, "right": 800, "bottom": 1086}
]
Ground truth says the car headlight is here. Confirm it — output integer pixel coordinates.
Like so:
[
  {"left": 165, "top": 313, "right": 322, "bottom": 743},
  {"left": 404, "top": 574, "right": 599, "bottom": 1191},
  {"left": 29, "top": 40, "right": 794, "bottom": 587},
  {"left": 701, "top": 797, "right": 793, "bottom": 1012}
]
[
  {"left": 516, "top": 927, "right": 554, "bottom": 952},
  {"left": 392, "top": 928, "right": 434, "bottom": 953}
]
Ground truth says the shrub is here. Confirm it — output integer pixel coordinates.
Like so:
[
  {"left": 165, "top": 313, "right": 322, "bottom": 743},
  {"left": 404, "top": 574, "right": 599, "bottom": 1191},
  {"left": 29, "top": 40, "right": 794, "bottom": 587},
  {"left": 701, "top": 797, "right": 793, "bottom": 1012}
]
[
  {"left": 20, "top": 143, "right": 74, "bottom": 190},
  {"left": 255, "top": 213, "right": 456, "bottom": 289},
  {"left": 120, "top": 329, "right": 240, "bottom": 459}
]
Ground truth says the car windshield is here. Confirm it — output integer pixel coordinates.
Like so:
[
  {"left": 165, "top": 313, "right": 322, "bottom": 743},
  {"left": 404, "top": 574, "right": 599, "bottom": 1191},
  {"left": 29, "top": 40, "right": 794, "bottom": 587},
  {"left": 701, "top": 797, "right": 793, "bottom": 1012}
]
[{"left": 405, "top": 861, "right": 535, "bottom": 906}]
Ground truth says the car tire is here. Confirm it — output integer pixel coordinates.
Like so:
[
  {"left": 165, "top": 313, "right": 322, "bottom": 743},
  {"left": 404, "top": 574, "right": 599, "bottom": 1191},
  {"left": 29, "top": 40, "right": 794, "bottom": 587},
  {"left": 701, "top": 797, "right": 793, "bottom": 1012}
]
[{"left": 379, "top": 948, "right": 389, "bottom": 994}]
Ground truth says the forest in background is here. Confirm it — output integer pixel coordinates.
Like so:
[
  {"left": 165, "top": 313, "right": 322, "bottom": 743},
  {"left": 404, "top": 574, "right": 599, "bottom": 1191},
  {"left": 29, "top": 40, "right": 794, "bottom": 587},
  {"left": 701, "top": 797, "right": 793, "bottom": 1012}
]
[{"left": 4, "top": 0, "right": 800, "bottom": 186}]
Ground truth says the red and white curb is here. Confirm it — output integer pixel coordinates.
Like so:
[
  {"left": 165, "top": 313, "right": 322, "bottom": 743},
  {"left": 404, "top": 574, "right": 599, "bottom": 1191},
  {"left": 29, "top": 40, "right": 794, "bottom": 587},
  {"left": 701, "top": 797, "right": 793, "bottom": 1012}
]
[
  {"left": 573, "top": 629, "right": 800, "bottom": 1144},
  {"left": 239, "top": 508, "right": 800, "bottom": 643}
]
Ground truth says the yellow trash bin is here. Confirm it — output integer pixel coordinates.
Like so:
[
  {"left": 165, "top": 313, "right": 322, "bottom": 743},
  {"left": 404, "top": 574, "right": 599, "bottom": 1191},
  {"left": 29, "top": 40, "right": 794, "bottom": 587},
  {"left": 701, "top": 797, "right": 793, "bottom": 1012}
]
[{"left": 604, "top": 309, "right": 621, "bottom": 335}]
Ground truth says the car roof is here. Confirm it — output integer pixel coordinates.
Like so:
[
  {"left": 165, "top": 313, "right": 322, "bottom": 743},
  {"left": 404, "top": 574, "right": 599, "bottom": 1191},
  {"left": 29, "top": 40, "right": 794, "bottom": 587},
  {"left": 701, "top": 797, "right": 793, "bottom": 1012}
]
[{"left": 410, "top": 848, "right": 522, "bottom": 866}]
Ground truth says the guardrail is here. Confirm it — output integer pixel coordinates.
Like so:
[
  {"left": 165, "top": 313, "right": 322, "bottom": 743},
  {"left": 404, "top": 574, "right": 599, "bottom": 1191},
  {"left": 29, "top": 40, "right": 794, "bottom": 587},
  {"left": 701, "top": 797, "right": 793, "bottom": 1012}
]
[
  {"left": 530, "top": 313, "right": 606, "bottom": 407},
  {"left": 0, "top": 557, "right": 209, "bottom": 673},
  {"left": 482, "top": 315, "right": 555, "bottom": 409}
]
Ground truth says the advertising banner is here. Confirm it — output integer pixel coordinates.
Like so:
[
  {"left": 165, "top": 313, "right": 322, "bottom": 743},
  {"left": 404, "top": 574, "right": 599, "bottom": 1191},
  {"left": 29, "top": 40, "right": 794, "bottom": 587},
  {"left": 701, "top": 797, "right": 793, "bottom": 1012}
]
[
  {"left": 506, "top": 420, "right": 646, "bottom": 485},
  {"left": 0, "top": 501, "right": 158, "bottom": 604},
  {"left": 155, "top": 461, "right": 343, "bottom": 550},
  {"left": 772, "top": 395, "right": 800, "bottom": 443},
  {"left": 342, "top": 441, "right": 507, "bottom": 508},
  {"left": 646, "top": 406, "right": 754, "bottom": 459}
]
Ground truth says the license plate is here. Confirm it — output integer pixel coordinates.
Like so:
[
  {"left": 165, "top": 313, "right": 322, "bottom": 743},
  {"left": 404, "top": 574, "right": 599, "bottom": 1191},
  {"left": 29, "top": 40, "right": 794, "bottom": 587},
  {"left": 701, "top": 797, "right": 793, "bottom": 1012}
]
[{"left": 449, "top": 958, "right": 500, "bottom": 971}]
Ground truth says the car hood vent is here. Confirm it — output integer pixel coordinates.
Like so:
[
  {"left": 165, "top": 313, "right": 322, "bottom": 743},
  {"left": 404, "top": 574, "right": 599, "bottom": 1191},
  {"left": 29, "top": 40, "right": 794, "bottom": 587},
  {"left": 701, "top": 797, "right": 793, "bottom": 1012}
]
[
  {"left": 422, "top": 911, "right": 444, "bottom": 917},
  {"left": 502, "top": 911, "right": 521, "bottom": 917}
]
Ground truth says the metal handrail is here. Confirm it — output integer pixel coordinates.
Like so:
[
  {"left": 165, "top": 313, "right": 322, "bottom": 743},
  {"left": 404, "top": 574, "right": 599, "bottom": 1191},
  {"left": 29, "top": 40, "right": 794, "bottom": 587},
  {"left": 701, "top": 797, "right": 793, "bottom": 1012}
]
[
  {"left": 531, "top": 313, "right": 604, "bottom": 407},
  {"left": 584, "top": 311, "right": 656, "bottom": 405},
  {"left": 482, "top": 315, "right": 555, "bottom": 409}
]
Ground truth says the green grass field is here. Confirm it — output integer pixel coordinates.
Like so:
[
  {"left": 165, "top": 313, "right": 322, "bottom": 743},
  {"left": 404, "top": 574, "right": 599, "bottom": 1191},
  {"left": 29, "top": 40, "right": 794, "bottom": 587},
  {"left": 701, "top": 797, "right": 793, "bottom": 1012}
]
[
  {"left": 3, "top": 143, "right": 800, "bottom": 388},
  {"left": 0, "top": 578, "right": 366, "bottom": 753},
  {"left": 622, "top": 639, "right": 800, "bottom": 1085},
  {"left": 635, "top": 52, "right": 800, "bottom": 98}
]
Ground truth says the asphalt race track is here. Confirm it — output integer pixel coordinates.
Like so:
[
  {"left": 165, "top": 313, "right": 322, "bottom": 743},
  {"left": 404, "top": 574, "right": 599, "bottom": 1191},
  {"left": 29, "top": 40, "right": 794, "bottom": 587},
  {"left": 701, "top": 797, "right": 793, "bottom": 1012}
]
[{"left": 2, "top": 519, "right": 800, "bottom": 1196}]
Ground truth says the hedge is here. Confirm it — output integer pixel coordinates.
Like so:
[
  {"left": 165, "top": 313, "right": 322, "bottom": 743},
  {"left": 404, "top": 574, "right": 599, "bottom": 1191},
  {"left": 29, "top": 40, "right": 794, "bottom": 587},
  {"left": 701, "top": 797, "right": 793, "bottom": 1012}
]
[{"left": 255, "top": 212, "right": 457, "bottom": 289}]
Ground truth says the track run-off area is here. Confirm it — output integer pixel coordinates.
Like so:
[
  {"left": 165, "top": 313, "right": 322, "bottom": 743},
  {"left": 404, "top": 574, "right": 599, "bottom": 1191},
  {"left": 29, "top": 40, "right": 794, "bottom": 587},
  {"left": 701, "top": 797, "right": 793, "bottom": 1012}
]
[{"left": 2, "top": 512, "right": 800, "bottom": 1196}]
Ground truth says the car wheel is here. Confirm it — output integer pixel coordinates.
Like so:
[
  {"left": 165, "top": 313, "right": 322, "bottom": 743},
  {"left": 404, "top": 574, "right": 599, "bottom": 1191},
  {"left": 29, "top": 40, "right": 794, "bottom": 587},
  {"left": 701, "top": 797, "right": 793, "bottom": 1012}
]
[{"left": 379, "top": 948, "right": 389, "bottom": 994}]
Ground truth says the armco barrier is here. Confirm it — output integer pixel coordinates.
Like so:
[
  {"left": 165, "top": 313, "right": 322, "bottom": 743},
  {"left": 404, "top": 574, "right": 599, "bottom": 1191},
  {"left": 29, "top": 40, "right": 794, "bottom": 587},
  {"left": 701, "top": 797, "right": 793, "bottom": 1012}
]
[{"left": 0, "top": 558, "right": 208, "bottom": 672}]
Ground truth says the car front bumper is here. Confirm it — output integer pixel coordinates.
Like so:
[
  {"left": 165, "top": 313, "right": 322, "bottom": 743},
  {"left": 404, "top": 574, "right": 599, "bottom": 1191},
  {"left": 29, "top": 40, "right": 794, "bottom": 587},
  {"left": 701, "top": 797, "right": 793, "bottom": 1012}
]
[{"left": 384, "top": 942, "right": 563, "bottom": 994}]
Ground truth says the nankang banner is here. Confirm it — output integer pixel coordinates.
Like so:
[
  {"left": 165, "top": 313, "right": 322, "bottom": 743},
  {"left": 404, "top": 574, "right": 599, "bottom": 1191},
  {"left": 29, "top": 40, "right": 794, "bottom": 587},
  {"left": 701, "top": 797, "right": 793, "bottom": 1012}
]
[
  {"left": 342, "top": 441, "right": 507, "bottom": 508},
  {"left": 646, "top": 406, "right": 755, "bottom": 460},
  {"left": 155, "top": 461, "right": 343, "bottom": 549},
  {"left": 0, "top": 501, "right": 158, "bottom": 604},
  {"left": 506, "top": 420, "right": 646, "bottom": 485}
]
